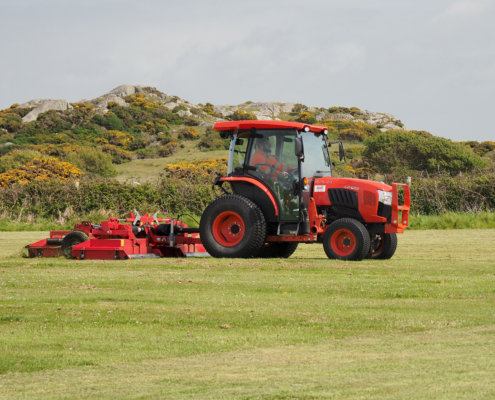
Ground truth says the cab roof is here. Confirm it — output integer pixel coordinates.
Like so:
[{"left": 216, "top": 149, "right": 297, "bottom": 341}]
[{"left": 213, "top": 120, "right": 328, "bottom": 135}]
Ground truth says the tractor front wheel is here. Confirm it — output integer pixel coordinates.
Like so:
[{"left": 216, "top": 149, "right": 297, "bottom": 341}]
[
  {"left": 323, "top": 218, "right": 370, "bottom": 261},
  {"left": 367, "top": 233, "right": 397, "bottom": 259},
  {"left": 61, "top": 231, "right": 89, "bottom": 259},
  {"left": 200, "top": 195, "right": 267, "bottom": 258}
]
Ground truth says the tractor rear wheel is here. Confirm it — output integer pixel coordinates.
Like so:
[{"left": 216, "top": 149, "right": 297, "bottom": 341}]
[
  {"left": 61, "top": 231, "right": 89, "bottom": 259},
  {"left": 367, "top": 233, "right": 397, "bottom": 259},
  {"left": 257, "top": 242, "right": 299, "bottom": 258},
  {"left": 323, "top": 218, "right": 370, "bottom": 261},
  {"left": 200, "top": 195, "right": 267, "bottom": 258}
]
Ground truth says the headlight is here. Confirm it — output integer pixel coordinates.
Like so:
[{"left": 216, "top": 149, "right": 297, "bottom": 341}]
[{"left": 377, "top": 190, "right": 392, "bottom": 205}]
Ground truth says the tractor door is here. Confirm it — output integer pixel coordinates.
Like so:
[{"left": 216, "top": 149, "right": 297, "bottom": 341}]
[{"left": 247, "top": 130, "right": 300, "bottom": 222}]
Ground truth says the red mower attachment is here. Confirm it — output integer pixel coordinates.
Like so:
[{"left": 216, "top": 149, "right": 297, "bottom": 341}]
[{"left": 28, "top": 211, "right": 209, "bottom": 260}]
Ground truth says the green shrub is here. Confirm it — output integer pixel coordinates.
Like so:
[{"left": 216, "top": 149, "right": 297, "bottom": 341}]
[
  {"left": 65, "top": 147, "right": 117, "bottom": 177},
  {"left": 291, "top": 104, "right": 307, "bottom": 113},
  {"left": 0, "top": 149, "right": 41, "bottom": 173},
  {"left": 363, "top": 131, "right": 487, "bottom": 174},
  {"left": 328, "top": 106, "right": 361, "bottom": 116},
  {"left": 158, "top": 141, "right": 178, "bottom": 157},
  {"left": 184, "top": 117, "right": 200, "bottom": 126}
]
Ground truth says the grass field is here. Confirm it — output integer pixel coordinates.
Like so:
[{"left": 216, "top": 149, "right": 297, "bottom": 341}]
[{"left": 1, "top": 230, "right": 494, "bottom": 399}]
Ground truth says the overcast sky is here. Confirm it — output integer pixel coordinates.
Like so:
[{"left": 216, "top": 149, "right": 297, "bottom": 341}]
[{"left": 1, "top": 0, "right": 494, "bottom": 141}]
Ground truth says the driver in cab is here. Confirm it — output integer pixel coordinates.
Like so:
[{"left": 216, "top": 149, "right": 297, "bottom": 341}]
[{"left": 251, "top": 136, "right": 297, "bottom": 181}]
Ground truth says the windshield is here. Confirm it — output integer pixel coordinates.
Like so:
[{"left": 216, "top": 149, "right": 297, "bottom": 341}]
[{"left": 301, "top": 132, "right": 331, "bottom": 178}]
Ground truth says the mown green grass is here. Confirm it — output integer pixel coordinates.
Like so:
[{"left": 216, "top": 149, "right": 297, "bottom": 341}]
[{"left": 0, "top": 230, "right": 494, "bottom": 398}]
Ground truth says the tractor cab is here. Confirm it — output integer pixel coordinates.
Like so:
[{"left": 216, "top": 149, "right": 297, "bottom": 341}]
[{"left": 212, "top": 121, "right": 335, "bottom": 237}]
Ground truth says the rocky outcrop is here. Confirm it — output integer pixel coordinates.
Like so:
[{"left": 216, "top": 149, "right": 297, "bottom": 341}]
[
  {"left": 107, "top": 84, "right": 136, "bottom": 97},
  {"left": 20, "top": 100, "right": 72, "bottom": 123},
  {"left": 214, "top": 105, "right": 235, "bottom": 117},
  {"left": 240, "top": 102, "right": 281, "bottom": 117},
  {"left": 281, "top": 102, "right": 296, "bottom": 113},
  {"left": 252, "top": 111, "right": 272, "bottom": 120},
  {"left": 177, "top": 110, "right": 193, "bottom": 118}
]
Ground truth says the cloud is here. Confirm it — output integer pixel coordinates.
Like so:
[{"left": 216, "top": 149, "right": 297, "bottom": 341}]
[{"left": 441, "top": 0, "right": 493, "bottom": 19}]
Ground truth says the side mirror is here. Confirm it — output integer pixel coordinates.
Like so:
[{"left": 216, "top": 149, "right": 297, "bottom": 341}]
[
  {"left": 295, "top": 137, "right": 304, "bottom": 158},
  {"left": 339, "top": 142, "right": 346, "bottom": 162}
]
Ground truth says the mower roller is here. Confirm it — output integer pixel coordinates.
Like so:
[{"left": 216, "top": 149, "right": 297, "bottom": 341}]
[{"left": 29, "top": 120, "right": 410, "bottom": 261}]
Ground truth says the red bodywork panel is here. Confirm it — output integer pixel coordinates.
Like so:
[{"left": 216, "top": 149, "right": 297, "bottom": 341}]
[
  {"left": 313, "top": 177, "right": 391, "bottom": 223},
  {"left": 312, "top": 177, "right": 410, "bottom": 234},
  {"left": 217, "top": 176, "right": 279, "bottom": 216}
]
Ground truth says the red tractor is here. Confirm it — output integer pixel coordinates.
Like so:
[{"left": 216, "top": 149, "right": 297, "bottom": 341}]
[{"left": 199, "top": 120, "right": 410, "bottom": 261}]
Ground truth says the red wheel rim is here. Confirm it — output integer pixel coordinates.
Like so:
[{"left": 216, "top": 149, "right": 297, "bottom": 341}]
[
  {"left": 330, "top": 229, "right": 356, "bottom": 256},
  {"left": 370, "top": 233, "right": 385, "bottom": 255},
  {"left": 212, "top": 211, "right": 245, "bottom": 247}
]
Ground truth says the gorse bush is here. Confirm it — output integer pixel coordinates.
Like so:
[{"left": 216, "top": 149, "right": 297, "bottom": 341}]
[
  {"left": 0, "top": 158, "right": 83, "bottom": 188},
  {"left": 229, "top": 110, "right": 257, "bottom": 121},
  {"left": 164, "top": 158, "right": 227, "bottom": 182},
  {"left": 177, "top": 127, "right": 198, "bottom": 140},
  {"left": 328, "top": 106, "right": 361, "bottom": 116},
  {"left": 295, "top": 111, "right": 317, "bottom": 124},
  {"left": 363, "top": 131, "right": 487, "bottom": 174}
]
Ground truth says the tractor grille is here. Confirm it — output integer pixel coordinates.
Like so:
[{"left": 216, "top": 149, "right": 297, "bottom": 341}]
[
  {"left": 378, "top": 203, "right": 392, "bottom": 222},
  {"left": 328, "top": 189, "right": 358, "bottom": 209}
]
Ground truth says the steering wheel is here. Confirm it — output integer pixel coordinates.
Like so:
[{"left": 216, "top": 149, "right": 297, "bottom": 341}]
[{"left": 255, "top": 163, "right": 294, "bottom": 188}]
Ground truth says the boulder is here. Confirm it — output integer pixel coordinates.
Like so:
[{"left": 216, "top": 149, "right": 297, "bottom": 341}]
[
  {"left": 382, "top": 123, "right": 404, "bottom": 131},
  {"left": 21, "top": 100, "right": 72, "bottom": 123},
  {"left": 252, "top": 112, "right": 272, "bottom": 120},
  {"left": 96, "top": 95, "right": 128, "bottom": 109},
  {"left": 107, "top": 84, "right": 136, "bottom": 97},
  {"left": 281, "top": 102, "right": 296, "bottom": 113},
  {"left": 316, "top": 112, "right": 327, "bottom": 122},
  {"left": 16, "top": 99, "right": 46, "bottom": 109},
  {"left": 177, "top": 110, "right": 193, "bottom": 118},
  {"left": 214, "top": 105, "right": 234, "bottom": 117},
  {"left": 327, "top": 113, "right": 354, "bottom": 121},
  {"left": 242, "top": 102, "right": 281, "bottom": 116},
  {"left": 164, "top": 102, "right": 178, "bottom": 110}
]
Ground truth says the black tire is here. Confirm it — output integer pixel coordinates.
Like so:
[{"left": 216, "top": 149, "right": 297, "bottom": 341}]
[
  {"left": 323, "top": 218, "right": 370, "bottom": 261},
  {"left": 61, "top": 231, "right": 89, "bottom": 259},
  {"left": 200, "top": 194, "right": 267, "bottom": 258},
  {"left": 257, "top": 242, "right": 299, "bottom": 258},
  {"left": 367, "top": 233, "right": 397, "bottom": 259}
]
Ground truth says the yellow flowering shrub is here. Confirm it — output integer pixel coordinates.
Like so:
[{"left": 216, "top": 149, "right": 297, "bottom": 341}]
[
  {"left": 126, "top": 93, "right": 161, "bottom": 110},
  {"left": 164, "top": 158, "right": 227, "bottom": 180},
  {"left": 101, "top": 144, "right": 133, "bottom": 162},
  {"left": 0, "top": 158, "right": 84, "bottom": 188},
  {"left": 177, "top": 126, "right": 198, "bottom": 140},
  {"left": 107, "top": 130, "right": 135, "bottom": 149},
  {"left": 158, "top": 141, "right": 178, "bottom": 157}
]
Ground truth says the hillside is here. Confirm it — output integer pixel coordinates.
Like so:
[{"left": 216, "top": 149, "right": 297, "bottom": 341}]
[{"left": 0, "top": 84, "right": 493, "bottom": 185}]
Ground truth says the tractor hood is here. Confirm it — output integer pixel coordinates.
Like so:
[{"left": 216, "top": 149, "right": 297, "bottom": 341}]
[{"left": 314, "top": 177, "right": 392, "bottom": 192}]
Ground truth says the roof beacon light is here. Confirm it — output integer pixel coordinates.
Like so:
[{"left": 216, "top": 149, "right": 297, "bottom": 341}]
[{"left": 303, "top": 126, "right": 309, "bottom": 132}]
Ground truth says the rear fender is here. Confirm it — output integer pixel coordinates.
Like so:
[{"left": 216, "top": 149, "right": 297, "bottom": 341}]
[{"left": 215, "top": 177, "right": 279, "bottom": 221}]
